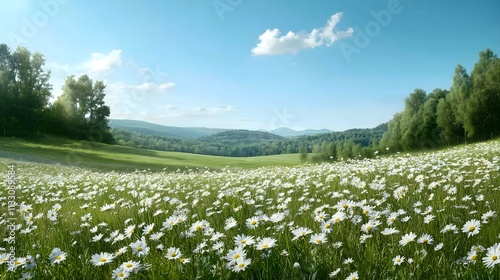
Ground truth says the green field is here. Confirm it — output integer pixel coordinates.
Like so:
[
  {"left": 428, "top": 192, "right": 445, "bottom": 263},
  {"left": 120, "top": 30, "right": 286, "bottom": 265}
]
[
  {"left": 1, "top": 138, "right": 500, "bottom": 279},
  {"left": 0, "top": 136, "right": 300, "bottom": 171}
]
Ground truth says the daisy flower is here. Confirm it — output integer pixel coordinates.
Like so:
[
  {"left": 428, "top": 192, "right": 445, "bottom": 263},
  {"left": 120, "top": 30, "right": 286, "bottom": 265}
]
[
  {"left": 329, "top": 268, "right": 341, "bottom": 278},
  {"left": 49, "top": 248, "right": 67, "bottom": 265},
  {"left": 310, "top": 233, "right": 327, "bottom": 244},
  {"left": 440, "top": 224, "right": 458, "bottom": 234},
  {"left": 129, "top": 240, "right": 149, "bottom": 257},
  {"left": 231, "top": 258, "right": 251, "bottom": 272},
  {"left": 345, "top": 271, "right": 359, "bottom": 280},
  {"left": 92, "top": 233, "right": 104, "bottom": 242},
  {"left": 381, "top": 228, "right": 399, "bottom": 235},
  {"left": 224, "top": 217, "right": 237, "bottom": 230},
  {"left": 417, "top": 234, "right": 434, "bottom": 245},
  {"left": 150, "top": 232, "right": 164, "bottom": 241},
  {"left": 166, "top": 247, "right": 182, "bottom": 260},
  {"left": 462, "top": 219, "right": 481, "bottom": 237},
  {"left": 112, "top": 267, "right": 130, "bottom": 280},
  {"left": 124, "top": 225, "right": 136, "bottom": 238},
  {"left": 482, "top": 243, "right": 500, "bottom": 268},
  {"left": 120, "top": 260, "right": 141, "bottom": 272},
  {"left": 142, "top": 223, "right": 154, "bottom": 235},
  {"left": 399, "top": 232, "right": 417, "bottom": 246},
  {"left": 246, "top": 216, "right": 260, "bottom": 229},
  {"left": 393, "top": 255, "right": 405, "bottom": 266},
  {"left": 234, "top": 234, "right": 255, "bottom": 247},
  {"left": 292, "top": 227, "right": 313, "bottom": 240},
  {"left": 225, "top": 246, "right": 246, "bottom": 264},
  {"left": 343, "top": 258, "right": 354, "bottom": 264},
  {"left": 91, "top": 252, "right": 114, "bottom": 266},
  {"left": 256, "top": 237, "right": 277, "bottom": 250}
]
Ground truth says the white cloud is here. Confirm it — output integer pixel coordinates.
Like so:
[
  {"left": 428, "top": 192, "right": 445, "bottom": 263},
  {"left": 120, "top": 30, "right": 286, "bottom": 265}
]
[
  {"left": 158, "top": 82, "right": 176, "bottom": 90},
  {"left": 135, "top": 82, "right": 156, "bottom": 91},
  {"left": 165, "top": 104, "right": 179, "bottom": 111},
  {"left": 251, "top": 12, "right": 353, "bottom": 55},
  {"left": 134, "top": 82, "right": 176, "bottom": 92},
  {"left": 84, "top": 49, "right": 123, "bottom": 73}
]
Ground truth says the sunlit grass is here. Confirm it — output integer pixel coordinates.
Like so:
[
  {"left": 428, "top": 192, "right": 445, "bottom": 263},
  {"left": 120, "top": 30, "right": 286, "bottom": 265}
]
[{"left": 0, "top": 136, "right": 300, "bottom": 172}]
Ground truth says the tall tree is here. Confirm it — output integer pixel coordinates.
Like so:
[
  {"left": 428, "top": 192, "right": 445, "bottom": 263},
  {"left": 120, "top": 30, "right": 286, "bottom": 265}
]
[
  {"left": 55, "top": 75, "right": 113, "bottom": 143},
  {"left": 400, "top": 89, "right": 427, "bottom": 150},
  {"left": 0, "top": 45, "right": 52, "bottom": 136},
  {"left": 436, "top": 97, "right": 461, "bottom": 145},
  {"left": 466, "top": 49, "right": 500, "bottom": 140},
  {"left": 448, "top": 64, "right": 471, "bottom": 143}
]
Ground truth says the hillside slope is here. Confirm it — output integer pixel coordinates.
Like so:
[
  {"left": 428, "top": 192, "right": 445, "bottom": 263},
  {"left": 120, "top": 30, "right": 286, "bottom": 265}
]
[{"left": 109, "top": 119, "right": 227, "bottom": 139}]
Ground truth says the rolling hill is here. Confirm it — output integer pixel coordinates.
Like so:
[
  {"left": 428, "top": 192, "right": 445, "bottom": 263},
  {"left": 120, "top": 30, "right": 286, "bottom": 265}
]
[
  {"left": 197, "top": 130, "right": 285, "bottom": 145},
  {"left": 108, "top": 119, "right": 227, "bottom": 139}
]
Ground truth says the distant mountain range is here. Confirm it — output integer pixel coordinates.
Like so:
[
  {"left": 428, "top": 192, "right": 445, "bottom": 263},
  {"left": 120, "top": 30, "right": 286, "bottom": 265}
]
[
  {"left": 109, "top": 119, "right": 331, "bottom": 139},
  {"left": 108, "top": 119, "right": 227, "bottom": 139}
]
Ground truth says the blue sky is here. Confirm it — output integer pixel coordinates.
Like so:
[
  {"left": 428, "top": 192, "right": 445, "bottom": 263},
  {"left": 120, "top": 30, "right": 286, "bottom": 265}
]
[{"left": 1, "top": 0, "right": 499, "bottom": 131}]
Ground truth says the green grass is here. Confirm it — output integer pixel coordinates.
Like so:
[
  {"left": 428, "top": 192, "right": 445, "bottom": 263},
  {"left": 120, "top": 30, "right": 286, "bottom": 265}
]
[
  {"left": 0, "top": 140, "right": 499, "bottom": 279},
  {"left": 0, "top": 136, "right": 300, "bottom": 171}
]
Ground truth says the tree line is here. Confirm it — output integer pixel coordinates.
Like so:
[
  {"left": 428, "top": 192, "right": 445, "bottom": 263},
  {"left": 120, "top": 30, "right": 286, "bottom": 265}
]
[
  {"left": 112, "top": 125, "right": 386, "bottom": 159},
  {"left": 2, "top": 44, "right": 498, "bottom": 160},
  {"left": 379, "top": 49, "right": 500, "bottom": 151},
  {"left": 0, "top": 44, "right": 113, "bottom": 143}
]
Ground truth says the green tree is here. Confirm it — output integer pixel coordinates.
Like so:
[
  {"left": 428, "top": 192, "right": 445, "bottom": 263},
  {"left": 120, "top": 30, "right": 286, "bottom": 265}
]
[
  {"left": 448, "top": 64, "right": 471, "bottom": 143},
  {"left": 299, "top": 145, "right": 308, "bottom": 163},
  {"left": 55, "top": 75, "right": 114, "bottom": 143},
  {"left": 0, "top": 44, "right": 52, "bottom": 136},
  {"left": 436, "top": 97, "right": 461, "bottom": 145},
  {"left": 466, "top": 49, "right": 500, "bottom": 140}
]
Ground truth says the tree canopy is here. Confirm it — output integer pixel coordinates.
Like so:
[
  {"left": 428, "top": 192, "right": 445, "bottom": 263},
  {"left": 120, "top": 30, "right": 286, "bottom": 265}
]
[{"left": 0, "top": 43, "right": 113, "bottom": 143}]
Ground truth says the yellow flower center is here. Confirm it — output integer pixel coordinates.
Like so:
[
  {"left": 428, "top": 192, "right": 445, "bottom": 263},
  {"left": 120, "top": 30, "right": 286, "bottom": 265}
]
[
  {"left": 56, "top": 256, "right": 61, "bottom": 260},
  {"left": 492, "top": 255, "right": 498, "bottom": 261},
  {"left": 170, "top": 253, "right": 176, "bottom": 257},
  {"left": 233, "top": 254, "right": 240, "bottom": 259},
  {"left": 366, "top": 226, "right": 372, "bottom": 231},
  {"left": 469, "top": 226, "right": 475, "bottom": 232},
  {"left": 241, "top": 240, "right": 246, "bottom": 244},
  {"left": 262, "top": 244, "right": 269, "bottom": 248},
  {"left": 137, "top": 246, "right": 142, "bottom": 251},
  {"left": 126, "top": 263, "right": 133, "bottom": 268},
  {"left": 238, "top": 263, "right": 245, "bottom": 268},
  {"left": 118, "top": 272, "right": 124, "bottom": 277},
  {"left": 251, "top": 221, "right": 257, "bottom": 225},
  {"left": 325, "top": 224, "right": 331, "bottom": 229},
  {"left": 100, "top": 258, "right": 107, "bottom": 262},
  {"left": 471, "top": 255, "right": 477, "bottom": 260}
]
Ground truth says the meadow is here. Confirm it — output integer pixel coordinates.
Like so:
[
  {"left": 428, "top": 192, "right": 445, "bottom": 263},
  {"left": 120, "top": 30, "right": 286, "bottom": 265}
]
[
  {"left": 0, "top": 140, "right": 499, "bottom": 279},
  {"left": 0, "top": 137, "right": 300, "bottom": 172}
]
